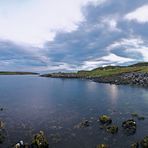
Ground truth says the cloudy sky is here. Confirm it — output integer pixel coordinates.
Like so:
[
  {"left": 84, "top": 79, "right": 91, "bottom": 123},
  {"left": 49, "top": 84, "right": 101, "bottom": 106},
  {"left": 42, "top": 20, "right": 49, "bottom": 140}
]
[{"left": 0, "top": 0, "right": 148, "bottom": 72}]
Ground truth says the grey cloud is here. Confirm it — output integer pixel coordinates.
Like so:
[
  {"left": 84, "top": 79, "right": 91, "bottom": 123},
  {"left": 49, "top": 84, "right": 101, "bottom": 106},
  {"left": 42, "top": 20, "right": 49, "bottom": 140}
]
[{"left": 1, "top": 0, "right": 148, "bottom": 71}]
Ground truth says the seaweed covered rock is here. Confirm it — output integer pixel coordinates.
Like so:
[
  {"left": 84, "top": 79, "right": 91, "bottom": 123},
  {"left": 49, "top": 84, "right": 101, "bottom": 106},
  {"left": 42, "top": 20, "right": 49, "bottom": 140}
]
[
  {"left": 106, "top": 125, "right": 118, "bottom": 134},
  {"left": 31, "top": 131, "right": 49, "bottom": 148},
  {"left": 99, "top": 115, "right": 112, "bottom": 125},
  {"left": 122, "top": 119, "right": 136, "bottom": 135},
  {"left": 140, "top": 136, "right": 148, "bottom": 148},
  {"left": 131, "top": 142, "right": 139, "bottom": 148},
  {"left": 96, "top": 144, "right": 109, "bottom": 148}
]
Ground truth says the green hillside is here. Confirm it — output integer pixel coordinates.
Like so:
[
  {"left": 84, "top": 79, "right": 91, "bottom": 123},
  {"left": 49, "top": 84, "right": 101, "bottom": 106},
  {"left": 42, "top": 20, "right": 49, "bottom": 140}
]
[{"left": 77, "top": 63, "right": 148, "bottom": 78}]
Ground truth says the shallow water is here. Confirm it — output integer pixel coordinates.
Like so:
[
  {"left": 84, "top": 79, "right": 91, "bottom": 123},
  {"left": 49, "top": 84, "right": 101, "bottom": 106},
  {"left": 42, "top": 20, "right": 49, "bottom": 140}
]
[{"left": 0, "top": 75, "right": 147, "bottom": 147}]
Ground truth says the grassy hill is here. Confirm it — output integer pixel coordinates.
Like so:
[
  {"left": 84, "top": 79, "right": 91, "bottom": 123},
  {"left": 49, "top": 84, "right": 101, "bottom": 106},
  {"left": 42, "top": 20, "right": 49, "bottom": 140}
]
[
  {"left": 41, "top": 62, "right": 148, "bottom": 78},
  {"left": 77, "top": 63, "right": 148, "bottom": 77}
]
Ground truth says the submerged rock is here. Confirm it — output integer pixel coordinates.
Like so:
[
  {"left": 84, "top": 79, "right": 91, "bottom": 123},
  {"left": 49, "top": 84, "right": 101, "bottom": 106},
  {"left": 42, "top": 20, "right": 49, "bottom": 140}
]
[
  {"left": 75, "top": 120, "right": 90, "bottom": 128},
  {"left": 0, "top": 131, "right": 5, "bottom": 144},
  {"left": 99, "top": 115, "right": 112, "bottom": 125},
  {"left": 138, "top": 116, "right": 145, "bottom": 120},
  {"left": 131, "top": 142, "right": 139, "bottom": 148},
  {"left": 131, "top": 113, "right": 138, "bottom": 117},
  {"left": 106, "top": 125, "right": 118, "bottom": 134},
  {"left": 31, "top": 131, "right": 49, "bottom": 148},
  {"left": 0, "top": 121, "right": 5, "bottom": 144},
  {"left": 140, "top": 136, "right": 148, "bottom": 148},
  {"left": 122, "top": 119, "right": 136, "bottom": 135},
  {"left": 96, "top": 144, "right": 109, "bottom": 148},
  {"left": 131, "top": 113, "right": 145, "bottom": 121},
  {"left": 0, "top": 108, "right": 3, "bottom": 111}
]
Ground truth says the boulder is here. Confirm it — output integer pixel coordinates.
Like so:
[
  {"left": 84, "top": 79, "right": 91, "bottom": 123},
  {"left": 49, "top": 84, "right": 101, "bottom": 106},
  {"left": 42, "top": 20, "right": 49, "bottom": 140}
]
[
  {"left": 122, "top": 119, "right": 136, "bottom": 135},
  {"left": 140, "top": 136, "right": 148, "bottom": 148},
  {"left": 31, "top": 131, "right": 49, "bottom": 148},
  {"left": 106, "top": 125, "right": 118, "bottom": 134},
  {"left": 99, "top": 115, "right": 112, "bottom": 125}
]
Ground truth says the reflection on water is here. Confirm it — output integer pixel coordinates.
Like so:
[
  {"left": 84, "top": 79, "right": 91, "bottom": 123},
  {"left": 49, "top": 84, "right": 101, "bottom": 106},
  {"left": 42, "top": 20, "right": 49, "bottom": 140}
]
[
  {"left": 0, "top": 76, "right": 147, "bottom": 147},
  {"left": 106, "top": 84, "right": 119, "bottom": 107}
]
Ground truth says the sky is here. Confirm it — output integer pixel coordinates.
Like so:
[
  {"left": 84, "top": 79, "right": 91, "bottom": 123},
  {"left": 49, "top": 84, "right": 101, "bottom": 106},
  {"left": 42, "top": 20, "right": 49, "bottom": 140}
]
[{"left": 0, "top": 0, "right": 148, "bottom": 72}]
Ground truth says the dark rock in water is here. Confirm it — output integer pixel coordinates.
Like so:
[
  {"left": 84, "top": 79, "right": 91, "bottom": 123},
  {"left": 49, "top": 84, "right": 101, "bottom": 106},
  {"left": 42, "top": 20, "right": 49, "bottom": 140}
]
[
  {"left": 106, "top": 125, "right": 118, "bottom": 134},
  {"left": 31, "top": 131, "right": 49, "bottom": 148},
  {"left": 0, "top": 121, "right": 4, "bottom": 129},
  {"left": 99, "top": 115, "right": 112, "bottom": 125},
  {"left": 131, "top": 113, "right": 145, "bottom": 121},
  {"left": 96, "top": 144, "right": 109, "bottom": 148},
  {"left": 14, "top": 141, "right": 25, "bottom": 148},
  {"left": 0, "top": 121, "right": 5, "bottom": 144},
  {"left": 0, "top": 108, "right": 3, "bottom": 111},
  {"left": 138, "top": 116, "right": 145, "bottom": 120},
  {"left": 131, "top": 113, "right": 139, "bottom": 117},
  {"left": 122, "top": 119, "right": 136, "bottom": 135},
  {"left": 0, "top": 131, "right": 5, "bottom": 144},
  {"left": 131, "top": 142, "right": 139, "bottom": 148},
  {"left": 75, "top": 120, "right": 90, "bottom": 128},
  {"left": 140, "top": 136, "right": 148, "bottom": 148}
]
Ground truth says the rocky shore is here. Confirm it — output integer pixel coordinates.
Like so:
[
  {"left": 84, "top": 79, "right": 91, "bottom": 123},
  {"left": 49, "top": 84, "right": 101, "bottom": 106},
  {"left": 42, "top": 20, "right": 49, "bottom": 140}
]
[
  {"left": 92, "top": 72, "right": 148, "bottom": 87},
  {"left": 41, "top": 72, "right": 148, "bottom": 87}
]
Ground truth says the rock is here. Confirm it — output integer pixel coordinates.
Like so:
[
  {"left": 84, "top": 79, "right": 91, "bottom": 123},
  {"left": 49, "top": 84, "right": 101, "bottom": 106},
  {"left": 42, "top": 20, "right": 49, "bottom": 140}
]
[
  {"left": 0, "top": 121, "right": 4, "bottom": 129},
  {"left": 131, "top": 142, "right": 139, "bottom": 148},
  {"left": 99, "top": 115, "right": 112, "bottom": 125},
  {"left": 0, "top": 131, "right": 5, "bottom": 144},
  {"left": 138, "top": 116, "right": 145, "bottom": 120},
  {"left": 14, "top": 142, "right": 30, "bottom": 148},
  {"left": 96, "top": 144, "right": 109, "bottom": 148},
  {"left": 31, "top": 131, "right": 49, "bottom": 148},
  {"left": 140, "top": 136, "right": 148, "bottom": 148},
  {"left": 75, "top": 120, "right": 90, "bottom": 128},
  {"left": 14, "top": 143, "right": 20, "bottom": 148},
  {"left": 0, "top": 108, "right": 3, "bottom": 111},
  {"left": 0, "top": 121, "right": 5, "bottom": 144},
  {"left": 131, "top": 113, "right": 138, "bottom": 117},
  {"left": 106, "top": 125, "right": 118, "bottom": 134},
  {"left": 122, "top": 119, "right": 136, "bottom": 135},
  {"left": 131, "top": 113, "right": 145, "bottom": 120}
]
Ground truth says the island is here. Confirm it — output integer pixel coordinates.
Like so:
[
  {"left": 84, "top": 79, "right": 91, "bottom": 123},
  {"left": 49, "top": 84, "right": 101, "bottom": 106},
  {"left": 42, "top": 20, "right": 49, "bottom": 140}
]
[
  {"left": 41, "top": 62, "right": 148, "bottom": 87},
  {"left": 0, "top": 71, "right": 39, "bottom": 75}
]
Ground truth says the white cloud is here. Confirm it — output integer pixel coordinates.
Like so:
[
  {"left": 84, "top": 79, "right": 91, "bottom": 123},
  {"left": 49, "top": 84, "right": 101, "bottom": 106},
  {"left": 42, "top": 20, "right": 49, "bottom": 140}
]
[
  {"left": 107, "top": 37, "right": 148, "bottom": 61},
  {"left": 125, "top": 5, "right": 148, "bottom": 23},
  {"left": 0, "top": 0, "right": 105, "bottom": 47},
  {"left": 81, "top": 53, "right": 134, "bottom": 70},
  {"left": 100, "top": 53, "right": 134, "bottom": 63},
  {"left": 107, "top": 37, "right": 144, "bottom": 51}
]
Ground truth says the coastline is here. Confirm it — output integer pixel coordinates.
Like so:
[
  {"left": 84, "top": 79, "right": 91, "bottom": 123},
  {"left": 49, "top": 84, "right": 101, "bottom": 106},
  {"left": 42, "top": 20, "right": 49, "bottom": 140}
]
[
  {"left": 0, "top": 71, "right": 39, "bottom": 75},
  {"left": 41, "top": 72, "right": 148, "bottom": 87}
]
